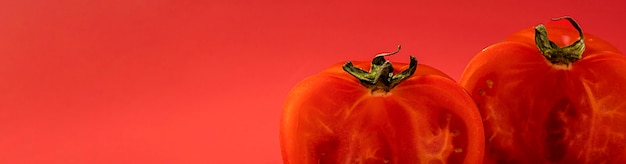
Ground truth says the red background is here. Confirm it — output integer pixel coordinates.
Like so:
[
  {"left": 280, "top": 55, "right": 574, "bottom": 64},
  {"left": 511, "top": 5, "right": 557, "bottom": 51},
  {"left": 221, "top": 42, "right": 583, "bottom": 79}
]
[{"left": 1, "top": 0, "right": 624, "bottom": 163}]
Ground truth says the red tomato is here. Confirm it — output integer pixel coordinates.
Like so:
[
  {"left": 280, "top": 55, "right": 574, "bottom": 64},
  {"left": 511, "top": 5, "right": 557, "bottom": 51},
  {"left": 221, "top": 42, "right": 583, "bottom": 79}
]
[
  {"left": 460, "top": 17, "right": 626, "bottom": 163},
  {"left": 280, "top": 47, "right": 484, "bottom": 164}
]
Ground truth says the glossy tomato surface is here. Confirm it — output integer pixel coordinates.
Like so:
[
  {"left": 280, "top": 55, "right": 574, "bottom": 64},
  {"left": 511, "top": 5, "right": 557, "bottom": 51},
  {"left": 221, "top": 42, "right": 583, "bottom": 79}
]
[
  {"left": 460, "top": 19, "right": 626, "bottom": 163},
  {"left": 280, "top": 54, "right": 484, "bottom": 164}
]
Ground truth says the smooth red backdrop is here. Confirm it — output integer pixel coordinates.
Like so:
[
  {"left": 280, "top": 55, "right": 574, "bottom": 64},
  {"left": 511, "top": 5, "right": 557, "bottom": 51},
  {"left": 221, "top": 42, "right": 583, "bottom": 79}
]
[{"left": 1, "top": 0, "right": 624, "bottom": 163}]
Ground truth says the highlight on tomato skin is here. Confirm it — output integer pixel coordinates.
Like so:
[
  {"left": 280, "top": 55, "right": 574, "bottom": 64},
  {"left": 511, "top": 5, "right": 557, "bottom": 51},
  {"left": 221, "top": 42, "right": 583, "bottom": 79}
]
[
  {"left": 459, "top": 17, "right": 626, "bottom": 163},
  {"left": 279, "top": 47, "right": 484, "bottom": 164}
]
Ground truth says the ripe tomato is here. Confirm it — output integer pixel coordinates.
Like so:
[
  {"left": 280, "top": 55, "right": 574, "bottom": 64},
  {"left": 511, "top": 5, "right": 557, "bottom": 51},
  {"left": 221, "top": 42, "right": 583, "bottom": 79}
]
[
  {"left": 460, "top": 17, "right": 626, "bottom": 163},
  {"left": 280, "top": 47, "right": 484, "bottom": 164}
]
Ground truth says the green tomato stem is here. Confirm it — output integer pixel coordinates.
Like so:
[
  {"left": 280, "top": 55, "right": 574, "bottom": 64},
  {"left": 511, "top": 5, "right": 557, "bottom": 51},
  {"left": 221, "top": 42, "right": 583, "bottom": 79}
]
[
  {"left": 342, "top": 45, "right": 417, "bottom": 92},
  {"left": 534, "top": 16, "right": 586, "bottom": 65}
]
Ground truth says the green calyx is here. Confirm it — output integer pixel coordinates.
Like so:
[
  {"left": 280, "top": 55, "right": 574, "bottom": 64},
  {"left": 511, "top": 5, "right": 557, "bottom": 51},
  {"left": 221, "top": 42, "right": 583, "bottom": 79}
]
[
  {"left": 342, "top": 45, "right": 417, "bottom": 92},
  {"left": 534, "top": 16, "right": 586, "bottom": 66}
]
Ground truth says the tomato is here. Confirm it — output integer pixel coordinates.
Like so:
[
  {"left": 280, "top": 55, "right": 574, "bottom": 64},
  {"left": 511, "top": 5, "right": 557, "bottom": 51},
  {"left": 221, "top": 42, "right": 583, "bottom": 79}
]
[
  {"left": 459, "top": 17, "right": 626, "bottom": 163},
  {"left": 280, "top": 46, "right": 484, "bottom": 164}
]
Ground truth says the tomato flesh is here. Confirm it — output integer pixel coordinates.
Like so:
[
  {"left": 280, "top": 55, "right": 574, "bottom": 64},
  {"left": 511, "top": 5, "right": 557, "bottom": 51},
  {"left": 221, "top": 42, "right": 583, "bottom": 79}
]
[
  {"left": 460, "top": 23, "right": 626, "bottom": 163},
  {"left": 281, "top": 62, "right": 484, "bottom": 164}
]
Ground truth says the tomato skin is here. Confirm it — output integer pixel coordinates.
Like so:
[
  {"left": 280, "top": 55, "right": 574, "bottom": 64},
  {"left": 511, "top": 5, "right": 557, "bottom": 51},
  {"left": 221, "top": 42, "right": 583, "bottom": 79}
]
[
  {"left": 280, "top": 61, "right": 484, "bottom": 164},
  {"left": 460, "top": 22, "right": 626, "bottom": 163}
]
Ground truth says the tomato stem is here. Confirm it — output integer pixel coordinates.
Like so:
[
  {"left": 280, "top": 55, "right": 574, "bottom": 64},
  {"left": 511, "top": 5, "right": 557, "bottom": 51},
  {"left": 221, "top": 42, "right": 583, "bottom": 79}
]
[
  {"left": 342, "top": 45, "right": 417, "bottom": 92},
  {"left": 534, "top": 16, "right": 586, "bottom": 65}
]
